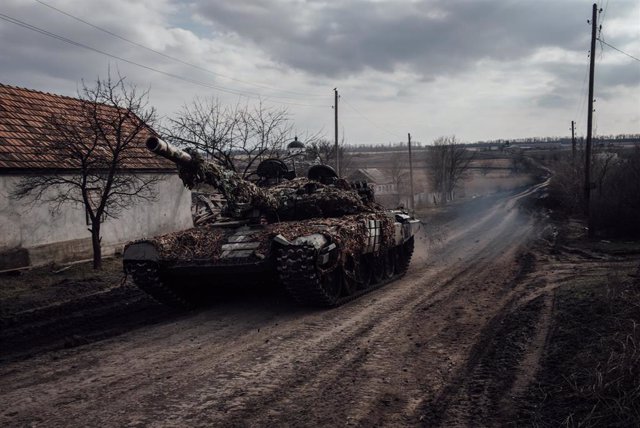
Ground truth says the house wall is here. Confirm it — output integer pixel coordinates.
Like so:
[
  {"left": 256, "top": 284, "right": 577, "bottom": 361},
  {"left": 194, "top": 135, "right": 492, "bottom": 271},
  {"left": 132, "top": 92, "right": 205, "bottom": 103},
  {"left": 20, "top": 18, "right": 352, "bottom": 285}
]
[{"left": 0, "top": 173, "right": 193, "bottom": 269}]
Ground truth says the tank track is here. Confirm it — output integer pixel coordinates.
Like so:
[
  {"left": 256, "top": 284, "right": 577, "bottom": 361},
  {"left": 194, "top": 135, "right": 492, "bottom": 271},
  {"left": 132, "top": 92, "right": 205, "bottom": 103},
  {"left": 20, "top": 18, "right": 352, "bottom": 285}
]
[
  {"left": 397, "top": 236, "right": 415, "bottom": 274},
  {"left": 126, "top": 262, "right": 195, "bottom": 310},
  {"left": 277, "top": 237, "right": 414, "bottom": 307},
  {"left": 276, "top": 245, "right": 336, "bottom": 306}
]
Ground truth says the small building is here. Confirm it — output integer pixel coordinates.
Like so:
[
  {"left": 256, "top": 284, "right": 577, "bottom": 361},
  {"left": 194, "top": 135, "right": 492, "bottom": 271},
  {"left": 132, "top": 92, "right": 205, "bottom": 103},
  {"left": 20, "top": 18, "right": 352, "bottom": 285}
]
[
  {"left": 348, "top": 168, "right": 395, "bottom": 193},
  {"left": 0, "top": 84, "right": 193, "bottom": 270},
  {"left": 348, "top": 168, "right": 407, "bottom": 208}
]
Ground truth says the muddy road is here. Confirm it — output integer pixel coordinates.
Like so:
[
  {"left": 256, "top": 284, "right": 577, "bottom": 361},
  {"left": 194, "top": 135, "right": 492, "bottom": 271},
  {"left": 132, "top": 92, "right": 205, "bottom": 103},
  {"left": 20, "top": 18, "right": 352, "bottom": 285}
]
[{"left": 0, "top": 184, "right": 551, "bottom": 427}]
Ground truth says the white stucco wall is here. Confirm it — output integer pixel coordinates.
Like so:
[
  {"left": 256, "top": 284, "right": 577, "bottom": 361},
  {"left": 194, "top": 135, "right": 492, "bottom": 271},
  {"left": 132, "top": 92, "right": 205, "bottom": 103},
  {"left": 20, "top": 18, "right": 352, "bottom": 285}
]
[{"left": 0, "top": 173, "right": 193, "bottom": 267}]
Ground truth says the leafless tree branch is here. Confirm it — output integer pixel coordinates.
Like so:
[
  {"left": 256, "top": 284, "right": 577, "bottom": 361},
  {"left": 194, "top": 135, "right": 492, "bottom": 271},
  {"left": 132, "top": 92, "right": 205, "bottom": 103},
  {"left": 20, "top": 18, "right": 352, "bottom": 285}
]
[
  {"left": 11, "top": 71, "right": 159, "bottom": 269},
  {"left": 428, "top": 136, "right": 474, "bottom": 204}
]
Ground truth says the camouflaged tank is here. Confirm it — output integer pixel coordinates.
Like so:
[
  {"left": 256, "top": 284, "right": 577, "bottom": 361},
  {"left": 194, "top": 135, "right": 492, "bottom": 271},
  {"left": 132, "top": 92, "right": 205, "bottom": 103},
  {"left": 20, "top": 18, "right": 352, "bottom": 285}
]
[{"left": 123, "top": 137, "right": 420, "bottom": 308}]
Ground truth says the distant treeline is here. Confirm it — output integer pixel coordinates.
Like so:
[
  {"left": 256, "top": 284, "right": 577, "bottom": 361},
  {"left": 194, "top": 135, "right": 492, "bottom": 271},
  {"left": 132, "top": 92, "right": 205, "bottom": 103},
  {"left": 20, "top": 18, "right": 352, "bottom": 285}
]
[
  {"left": 344, "top": 133, "right": 640, "bottom": 152},
  {"left": 474, "top": 133, "right": 640, "bottom": 145}
]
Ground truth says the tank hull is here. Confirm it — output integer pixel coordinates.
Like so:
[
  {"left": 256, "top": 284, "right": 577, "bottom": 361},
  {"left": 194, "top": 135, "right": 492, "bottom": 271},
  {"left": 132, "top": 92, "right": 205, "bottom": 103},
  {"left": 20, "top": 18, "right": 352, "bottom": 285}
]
[{"left": 124, "top": 212, "right": 419, "bottom": 308}]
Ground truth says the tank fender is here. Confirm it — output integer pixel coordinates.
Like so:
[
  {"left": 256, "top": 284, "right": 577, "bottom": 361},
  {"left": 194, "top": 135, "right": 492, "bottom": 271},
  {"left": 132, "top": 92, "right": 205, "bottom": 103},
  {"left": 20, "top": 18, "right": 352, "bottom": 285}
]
[
  {"left": 394, "top": 223, "right": 403, "bottom": 245},
  {"left": 391, "top": 214, "right": 421, "bottom": 244},
  {"left": 123, "top": 242, "right": 159, "bottom": 262},
  {"left": 402, "top": 219, "right": 421, "bottom": 241}
]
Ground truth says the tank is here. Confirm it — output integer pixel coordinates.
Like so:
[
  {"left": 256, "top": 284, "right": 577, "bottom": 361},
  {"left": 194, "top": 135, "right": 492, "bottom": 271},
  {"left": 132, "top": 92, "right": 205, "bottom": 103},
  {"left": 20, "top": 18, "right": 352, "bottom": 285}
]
[{"left": 122, "top": 137, "right": 420, "bottom": 308}]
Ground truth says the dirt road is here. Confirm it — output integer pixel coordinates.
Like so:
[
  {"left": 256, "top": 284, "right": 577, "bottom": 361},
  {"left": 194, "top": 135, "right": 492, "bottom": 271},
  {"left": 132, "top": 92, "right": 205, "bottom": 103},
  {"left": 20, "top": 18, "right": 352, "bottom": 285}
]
[{"left": 0, "top": 185, "right": 550, "bottom": 427}]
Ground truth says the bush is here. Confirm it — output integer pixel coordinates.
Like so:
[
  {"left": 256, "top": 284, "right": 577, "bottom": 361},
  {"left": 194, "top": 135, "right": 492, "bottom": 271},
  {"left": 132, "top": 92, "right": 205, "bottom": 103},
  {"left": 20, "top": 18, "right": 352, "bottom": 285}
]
[{"left": 547, "top": 147, "right": 640, "bottom": 237}]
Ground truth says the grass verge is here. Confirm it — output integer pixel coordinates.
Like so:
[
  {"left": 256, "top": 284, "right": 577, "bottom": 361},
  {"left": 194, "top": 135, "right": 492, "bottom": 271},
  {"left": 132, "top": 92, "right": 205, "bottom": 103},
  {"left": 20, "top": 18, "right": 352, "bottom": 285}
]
[{"left": 520, "top": 263, "right": 640, "bottom": 427}]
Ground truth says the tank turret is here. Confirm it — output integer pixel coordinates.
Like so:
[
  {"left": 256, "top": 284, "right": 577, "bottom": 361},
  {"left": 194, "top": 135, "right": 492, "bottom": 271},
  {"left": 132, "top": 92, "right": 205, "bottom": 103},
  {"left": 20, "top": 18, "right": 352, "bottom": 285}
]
[{"left": 146, "top": 137, "right": 374, "bottom": 221}]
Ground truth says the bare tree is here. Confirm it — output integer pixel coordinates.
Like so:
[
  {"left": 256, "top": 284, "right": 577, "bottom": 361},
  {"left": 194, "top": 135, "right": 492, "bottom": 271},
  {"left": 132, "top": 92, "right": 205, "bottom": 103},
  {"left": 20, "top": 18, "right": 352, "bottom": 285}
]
[
  {"left": 387, "top": 151, "right": 409, "bottom": 206},
  {"left": 548, "top": 146, "right": 640, "bottom": 236},
  {"left": 165, "top": 97, "right": 293, "bottom": 178},
  {"left": 547, "top": 150, "right": 584, "bottom": 214},
  {"left": 305, "top": 139, "right": 335, "bottom": 165},
  {"left": 11, "top": 74, "right": 159, "bottom": 269},
  {"left": 304, "top": 137, "right": 353, "bottom": 176},
  {"left": 592, "top": 149, "right": 618, "bottom": 197},
  {"left": 164, "top": 97, "right": 238, "bottom": 170},
  {"left": 428, "top": 136, "right": 473, "bottom": 204},
  {"left": 236, "top": 100, "right": 293, "bottom": 177}
]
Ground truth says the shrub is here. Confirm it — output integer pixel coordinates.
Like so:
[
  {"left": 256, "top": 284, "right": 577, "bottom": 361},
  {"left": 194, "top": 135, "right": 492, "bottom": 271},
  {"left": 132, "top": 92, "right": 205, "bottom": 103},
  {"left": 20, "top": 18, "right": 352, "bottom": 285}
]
[{"left": 547, "top": 147, "right": 640, "bottom": 237}]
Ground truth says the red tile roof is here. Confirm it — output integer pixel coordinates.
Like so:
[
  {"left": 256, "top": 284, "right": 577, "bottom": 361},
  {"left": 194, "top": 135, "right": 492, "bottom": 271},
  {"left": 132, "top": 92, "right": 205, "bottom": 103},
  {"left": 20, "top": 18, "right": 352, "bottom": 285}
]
[{"left": 0, "top": 84, "right": 175, "bottom": 171}]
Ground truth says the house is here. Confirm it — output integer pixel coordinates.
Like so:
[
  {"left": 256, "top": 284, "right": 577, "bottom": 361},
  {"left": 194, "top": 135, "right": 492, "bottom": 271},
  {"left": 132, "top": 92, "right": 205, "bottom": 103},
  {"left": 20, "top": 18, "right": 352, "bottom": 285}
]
[
  {"left": 349, "top": 168, "right": 395, "bottom": 194},
  {"left": 0, "top": 84, "right": 193, "bottom": 270},
  {"left": 347, "top": 168, "right": 408, "bottom": 208}
]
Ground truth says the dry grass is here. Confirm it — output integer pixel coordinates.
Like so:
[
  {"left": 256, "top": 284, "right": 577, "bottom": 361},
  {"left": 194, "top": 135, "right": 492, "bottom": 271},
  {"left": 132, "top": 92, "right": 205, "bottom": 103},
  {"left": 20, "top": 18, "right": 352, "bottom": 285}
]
[{"left": 525, "top": 263, "right": 640, "bottom": 427}]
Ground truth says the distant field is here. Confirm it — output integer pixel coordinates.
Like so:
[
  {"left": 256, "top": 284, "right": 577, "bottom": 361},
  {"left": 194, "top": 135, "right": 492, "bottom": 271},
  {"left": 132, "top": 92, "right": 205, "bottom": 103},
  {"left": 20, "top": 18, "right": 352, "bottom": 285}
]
[{"left": 346, "top": 149, "right": 535, "bottom": 202}]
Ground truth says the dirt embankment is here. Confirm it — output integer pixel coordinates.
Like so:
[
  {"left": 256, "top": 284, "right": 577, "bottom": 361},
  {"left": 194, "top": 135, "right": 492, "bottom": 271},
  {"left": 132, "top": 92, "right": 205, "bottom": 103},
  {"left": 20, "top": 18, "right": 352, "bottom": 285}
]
[
  {"left": 0, "top": 258, "right": 178, "bottom": 362},
  {"left": 0, "top": 185, "right": 638, "bottom": 427}
]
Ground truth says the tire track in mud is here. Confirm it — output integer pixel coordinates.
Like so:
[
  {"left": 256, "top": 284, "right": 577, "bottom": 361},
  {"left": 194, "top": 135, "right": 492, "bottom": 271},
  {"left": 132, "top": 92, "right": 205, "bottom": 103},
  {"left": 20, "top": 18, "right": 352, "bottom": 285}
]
[
  {"left": 0, "top": 284, "right": 178, "bottom": 363},
  {"left": 0, "top": 188, "right": 546, "bottom": 427},
  {"left": 419, "top": 244, "right": 557, "bottom": 426},
  {"left": 142, "top": 203, "right": 539, "bottom": 427}
]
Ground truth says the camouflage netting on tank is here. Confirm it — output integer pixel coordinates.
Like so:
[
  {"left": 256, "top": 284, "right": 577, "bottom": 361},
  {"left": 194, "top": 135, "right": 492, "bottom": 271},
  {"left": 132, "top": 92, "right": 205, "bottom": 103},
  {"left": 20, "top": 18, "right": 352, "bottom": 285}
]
[
  {"left": 146, "top": 224, "right": 231, "bottom": 260},
  {"left": 177, "top": 149, "right": 278, "bottom": 213},
  {"left": 263, "top": 213, "right": 396, "bottom": 259},
  {"left": 175, "top": 150, "right": 379, "bottom": 221},
  {"left": 139, "top": 213, "right": 395, "bottom": 263},
  {"left": 267, "top": 178, "right": 378, "bottom": 220}
]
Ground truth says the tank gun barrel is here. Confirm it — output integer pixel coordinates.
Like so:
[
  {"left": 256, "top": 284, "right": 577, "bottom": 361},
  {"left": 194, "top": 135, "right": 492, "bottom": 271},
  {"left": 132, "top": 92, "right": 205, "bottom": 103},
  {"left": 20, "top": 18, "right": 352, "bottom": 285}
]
[
  {"left": 146, "top": 137, "right": 193, "bottom": 165},
  {"left": 145, "top": 135, "right": 278, "bottom": 215}
]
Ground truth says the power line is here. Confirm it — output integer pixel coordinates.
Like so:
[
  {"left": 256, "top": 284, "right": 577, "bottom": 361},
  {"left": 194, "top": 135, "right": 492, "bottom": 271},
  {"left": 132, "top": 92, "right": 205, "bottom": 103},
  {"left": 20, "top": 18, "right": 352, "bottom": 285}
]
[
  {"left": 597, "top": 38, "right": 640, "bottom": 62},
  {"left": 0, "top": 13, "right": 329, "bottom": 108},
  {"left": 341, "top": 97, "right": 402, "bottom": 140},
  {"left": 598, "top": 0, "right": 610, "bottom": 38},
  {"left": 33, "top": 0, "right": 326, "bottom": 100}
]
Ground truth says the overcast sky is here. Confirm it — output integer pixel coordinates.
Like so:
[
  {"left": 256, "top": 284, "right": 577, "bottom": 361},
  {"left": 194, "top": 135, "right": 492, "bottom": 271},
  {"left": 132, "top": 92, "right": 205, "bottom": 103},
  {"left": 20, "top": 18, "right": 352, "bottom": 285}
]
[{"left": 1, "top": 0, "right": 638, "bottom": 145}]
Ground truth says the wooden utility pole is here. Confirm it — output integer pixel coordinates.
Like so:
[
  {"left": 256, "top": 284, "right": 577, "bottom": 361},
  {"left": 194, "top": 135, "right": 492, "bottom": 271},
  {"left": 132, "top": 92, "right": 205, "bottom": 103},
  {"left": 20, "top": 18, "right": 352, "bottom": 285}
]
[
  {"left": 585, "top": 3, "right": 597, "bottom": 237},
  {"left": 334, "top": 88, "right": 339, "bottom": 176},
  {"left": 408, "top": 133, "right": 415, "bottom": 211},
  {"left": 571, "top": 120, "right": 576, "bottom": 161}
]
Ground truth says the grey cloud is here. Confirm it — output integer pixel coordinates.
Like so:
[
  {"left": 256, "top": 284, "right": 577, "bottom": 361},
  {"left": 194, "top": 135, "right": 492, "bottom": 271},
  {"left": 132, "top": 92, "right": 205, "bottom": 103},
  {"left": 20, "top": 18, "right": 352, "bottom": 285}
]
[
  {"left": 534, "top": 93, "right": 573, "bottom": 109},
  {"left": 190, "top": 0, "right": 631, "bottom": 78},
  {"left": 532, "top": 56, "right": 640, "bottom": 106},
  {"left": 597, "top": 63, "right": 640, "bottom": 89}
]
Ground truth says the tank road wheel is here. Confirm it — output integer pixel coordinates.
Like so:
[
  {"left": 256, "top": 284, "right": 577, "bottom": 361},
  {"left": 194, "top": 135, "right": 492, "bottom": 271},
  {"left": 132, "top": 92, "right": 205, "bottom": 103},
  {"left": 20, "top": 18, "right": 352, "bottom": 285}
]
[
  {"left": 319, "top": 269, "right": 341, "bottom": 304},
  {"left": 343, "top": 255, "right": 373, "bottom": 295},
  {"left": 342, "top": 255, "right": 358, "bottom": 296},
  {"left": 372, "top": 253, "right": 385, "bottom": 284},
  {"left": 383, "top": 249, "right": 395, "bottom": 279},
  {"left": 358, "top": 255, "right": 373, "bottom": 290}
]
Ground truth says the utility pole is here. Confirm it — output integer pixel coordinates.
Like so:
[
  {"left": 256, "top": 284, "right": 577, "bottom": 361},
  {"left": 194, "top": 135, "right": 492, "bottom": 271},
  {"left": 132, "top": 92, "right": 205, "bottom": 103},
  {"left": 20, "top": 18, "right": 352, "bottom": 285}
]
[
  {"left": 408, "top": 133, "right": 415, "bottom": 211},
  {"left": 334, "top": 88, "right": 339, "bottom": 176},
  {"left": 571, "top": 120, "right": 576, "bottom": 161},
  {"left": 585, "top": 3, "right": 597, "bottom": 237}
]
